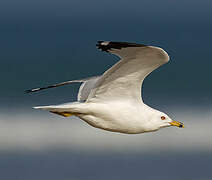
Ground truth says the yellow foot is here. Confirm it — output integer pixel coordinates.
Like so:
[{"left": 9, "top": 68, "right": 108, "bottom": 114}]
[{"left": 50, "top": 111, "right": 76, "bottom": 117}]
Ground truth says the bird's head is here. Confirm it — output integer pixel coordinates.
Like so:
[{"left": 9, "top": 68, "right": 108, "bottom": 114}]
[
  {"left": 146, "top": 110, "right": 184, "bottom": 132},
  {"left": 156, "top": 111, "right": 184, "bottom": 130}
]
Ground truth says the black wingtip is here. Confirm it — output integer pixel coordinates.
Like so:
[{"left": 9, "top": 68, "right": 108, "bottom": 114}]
[
  {"left": 96, "top": 41, "right": 110, "bottom": 52},
  {"left": 25, "top": 88, "right": 41, "bottom": 93},
  {"left": 96, "top": 41, "right": 146, "bottom": 52}
]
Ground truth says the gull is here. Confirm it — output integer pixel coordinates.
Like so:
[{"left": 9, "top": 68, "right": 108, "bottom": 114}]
[{"left": 26, "top": 41, "right": 184, "bottom": 134}]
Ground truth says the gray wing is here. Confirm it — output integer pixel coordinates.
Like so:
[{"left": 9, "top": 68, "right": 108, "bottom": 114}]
[
  {"left": 87, "top": 41, "right": 169, "bottom": 102},
  {"left": 26, "top": 76, "right": 101, "bottom": 102},
  {"left": 77, "top": 76, "right": 101, "bottom": 102},
  {"left": 25, "top": 79, "right": 85, "bottom": 93}
]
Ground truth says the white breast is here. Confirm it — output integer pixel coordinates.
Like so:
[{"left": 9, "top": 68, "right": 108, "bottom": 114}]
[{"left": 78, "top": 101, "right": 151, "bottom": 134}]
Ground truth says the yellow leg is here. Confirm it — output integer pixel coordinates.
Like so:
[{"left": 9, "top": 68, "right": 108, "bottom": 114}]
[{"left": 50, "top": 111, "right": 77, "bottom": 117}]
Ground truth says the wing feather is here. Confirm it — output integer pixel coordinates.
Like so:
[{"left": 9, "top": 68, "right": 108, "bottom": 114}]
[
  {"left": 77, "top": 76, "right": 101, "bottom": 102},
  {"left": 87, "top": 41, "right": 169, "bottom": 102},
  {"left": 26, "top": 75, "right": 101, "bottom": 102}
]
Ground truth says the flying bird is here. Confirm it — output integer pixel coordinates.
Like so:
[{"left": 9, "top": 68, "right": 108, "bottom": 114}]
[{"left": 26, "top": 41, "right": 184, "bottom": 134}]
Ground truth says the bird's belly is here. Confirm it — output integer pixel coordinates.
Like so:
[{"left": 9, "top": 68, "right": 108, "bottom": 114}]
[{"left": 78, "top": 102, "right": 146, "bottom": 134}]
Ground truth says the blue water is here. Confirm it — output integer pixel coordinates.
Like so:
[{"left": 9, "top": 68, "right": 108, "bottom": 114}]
[
  {"left": 0, "top": 151, "right": 211, "bottom": 180},
  {"left": 1, "top": 19, "right": 212, "bottom": 109}
]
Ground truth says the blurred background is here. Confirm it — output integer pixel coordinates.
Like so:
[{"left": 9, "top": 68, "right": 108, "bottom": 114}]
[{"left": 0, "top": 0, "right": 212, "bottom": 179}]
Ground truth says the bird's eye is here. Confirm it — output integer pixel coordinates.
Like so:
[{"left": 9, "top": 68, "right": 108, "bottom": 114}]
[{"left": 161, "top": 116, "right": 166, "bottom": 120}]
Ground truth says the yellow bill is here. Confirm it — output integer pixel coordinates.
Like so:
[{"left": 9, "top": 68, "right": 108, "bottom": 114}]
[{"left": 169, "top": 121, "right": 184, "bottom": 128}]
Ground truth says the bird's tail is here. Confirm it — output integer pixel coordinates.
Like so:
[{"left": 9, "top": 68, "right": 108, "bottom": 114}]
[{"left": 34, "top": 102, "right": 86, "bottom": 117}]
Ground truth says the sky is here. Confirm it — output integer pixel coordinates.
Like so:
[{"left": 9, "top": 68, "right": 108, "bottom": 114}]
[{"left": 0, "top": 0, "right": 212, "bottom": 179}]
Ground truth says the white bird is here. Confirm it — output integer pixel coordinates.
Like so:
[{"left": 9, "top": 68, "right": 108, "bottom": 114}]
[{"left": 26, "top": 41, "right": 184, "bottom": 134}]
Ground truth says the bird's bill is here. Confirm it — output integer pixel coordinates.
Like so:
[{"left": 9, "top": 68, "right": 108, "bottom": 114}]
[{"left": 169, "top": 121, "right": 184, "bottom": 128}]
